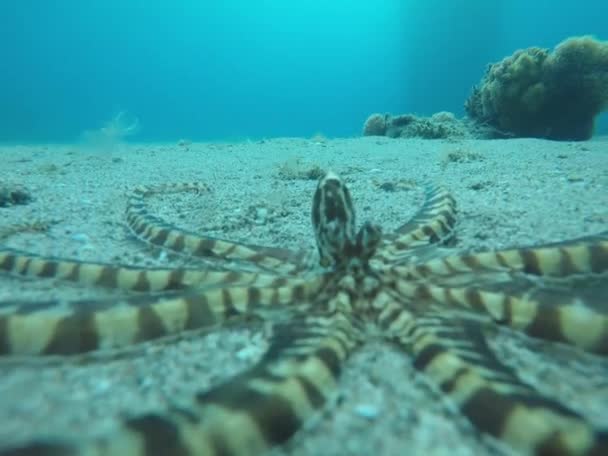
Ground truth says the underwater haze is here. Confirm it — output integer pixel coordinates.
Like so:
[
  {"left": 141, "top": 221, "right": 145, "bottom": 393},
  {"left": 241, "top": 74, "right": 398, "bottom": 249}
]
[{"left": 1, "top": 0, "right": 607, "bottom": 143}]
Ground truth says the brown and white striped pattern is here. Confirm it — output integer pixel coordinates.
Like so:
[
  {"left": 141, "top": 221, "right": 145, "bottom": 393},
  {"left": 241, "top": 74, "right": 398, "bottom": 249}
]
[
  {"left": 377, "top": 184, "right": 457, "bottom": 264},
  {"left": 402, "top": 231, "right": 608, "bottom": 283},
  {"left": 1, "top": 313, "right": 360, "bottom": 456},
  {"left": 126, "top": 184, "right": 308, "bottom": 275},
  {"left": 0, "top": 276, "right": 325, "bottom": 356},
  {"left": 1, "top": 173, "right": 607, "bottom": 456},
  {"left": 389, "top": 312, "right": 608, "bottom": 455},
  {"left": 0, "top": 247, "right": 295, "bottom": 292}
]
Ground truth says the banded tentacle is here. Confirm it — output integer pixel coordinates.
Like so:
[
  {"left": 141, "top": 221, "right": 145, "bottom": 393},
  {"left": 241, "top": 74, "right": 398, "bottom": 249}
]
[
  {"left": 385, "top": 310, "right": 608, "bottom": 456},
  {"left": 392, "top": 278, "right": 608, "bottom": 354},
  {"left": 1, "top": 169, "right": 606, "bottom": 456},
  {"left": 399, "top": 231, "right": 608, "bottom": 287},
  {"left": 0, "top": 277, "right": 325, "bottom": 356},
  {"left": 127, "top": 184, "right": 309, "bottom": 275},
  {"left": 376, "top": 184, "right": 457, "bottom": 265},
  {"left": 387, "top": 233, "right": 608, "bottom": 354},
  {"left": 0, "top": 247, "right": 297, "bottom": 293},
  {"left": 0, "top": 312, "right": 360, "bottom": 456}
]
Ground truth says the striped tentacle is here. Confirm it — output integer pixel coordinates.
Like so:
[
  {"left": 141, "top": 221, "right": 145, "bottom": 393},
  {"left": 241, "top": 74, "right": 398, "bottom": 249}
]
[
  {"left": 0, "top": 247, "right": 292, "bottom": 292},
  {"left": 126, "top": 184, "right": 308, "bottom": 275},
  {"left": 400, "top": 231, "right": 608, "bottom": 287},
  {"left": 384, "top": 310, "right": 608, "bottom": 456},
  {"left": 0, "top": 277, "right": 324, "bottom": 356},
  {"left": 394, "top": 280, "right": 608, "bottom": 355},
  {"left": 0, "top": 312, "right": 360, "bottom": 456},
  {"left": 376, "top": 185, "right": 457, "bottom": 264}
]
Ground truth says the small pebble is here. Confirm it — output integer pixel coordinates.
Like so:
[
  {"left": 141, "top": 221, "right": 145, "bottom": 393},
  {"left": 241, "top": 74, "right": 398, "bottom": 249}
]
[
  {"left": 235, "top": 346, "right": 259, "bottom": 361},
  {"left": 354, "top": 404, "right": 379, "bottom": 420},
  {"left": 567, "top": 175, "right": 583, "bottom": 182},
  {"left": 70, "top": 232, "right": 90, "bottom": 243},
  {"left": 138, "top": 377, "right": 155, "bottom": 390},
  {"left": 255, "top": 207, "right": 268, "bottom": 222},
  {"left": 93, "top": 379, "right": 111, "bottom": 395}
]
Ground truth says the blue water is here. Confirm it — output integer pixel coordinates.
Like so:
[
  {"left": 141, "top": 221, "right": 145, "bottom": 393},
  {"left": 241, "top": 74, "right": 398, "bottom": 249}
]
[{"left": 1, "top": 0, "right": 606, "bottom": 142}]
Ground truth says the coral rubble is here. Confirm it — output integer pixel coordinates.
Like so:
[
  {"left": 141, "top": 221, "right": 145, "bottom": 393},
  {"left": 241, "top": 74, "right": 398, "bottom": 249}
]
[{"left": 363, "top": 112, "right": 470, "bottom": 140}]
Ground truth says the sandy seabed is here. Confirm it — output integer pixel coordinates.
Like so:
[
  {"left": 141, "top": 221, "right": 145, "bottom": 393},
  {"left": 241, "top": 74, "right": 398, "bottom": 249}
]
[{"left": 0, "top": 136, "right": 607, "bottom": 455}]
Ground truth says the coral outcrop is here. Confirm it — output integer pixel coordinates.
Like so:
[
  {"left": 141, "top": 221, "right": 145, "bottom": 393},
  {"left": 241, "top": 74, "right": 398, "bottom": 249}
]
[
  {"left": 465, "top": 35, "right": 608, "bottom": 141},
  {"left": 0, "top": 183, "right": 32, "bottom": 207},
  {"left": 362, "top": 113, "right": 388, "bottom": 136},
  {"left": 362, "top": 112, "right": 470, "bottom": 139}
]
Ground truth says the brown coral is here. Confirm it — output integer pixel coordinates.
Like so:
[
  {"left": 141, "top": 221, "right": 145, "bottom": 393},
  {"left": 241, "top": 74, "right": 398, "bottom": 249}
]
[
  {"left": 362, "top": 113, "right": 388, "bottom": 136},
  {"left": 363, "top": 112, "right": 469, "bottom": 140},
  {"left": 466, "top": 35, "right": 608, "bottom": 141}
]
